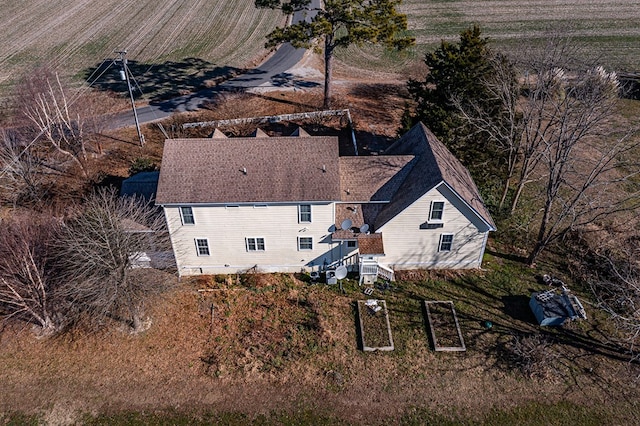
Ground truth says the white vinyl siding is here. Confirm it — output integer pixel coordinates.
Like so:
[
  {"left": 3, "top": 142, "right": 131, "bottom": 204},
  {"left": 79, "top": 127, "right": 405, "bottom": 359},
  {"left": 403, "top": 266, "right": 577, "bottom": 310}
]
[
  {"left": 377, "top": 186, "right": 488, "bottom": 269},
  {"left": 163, "top": 203, "right": 336, "bottom": 275},
  {"left": 195, "top": 238, "right": 210, "bottom": 256},
  {"left": 180, "top": 206, "right": 195, "bottom": 225}
]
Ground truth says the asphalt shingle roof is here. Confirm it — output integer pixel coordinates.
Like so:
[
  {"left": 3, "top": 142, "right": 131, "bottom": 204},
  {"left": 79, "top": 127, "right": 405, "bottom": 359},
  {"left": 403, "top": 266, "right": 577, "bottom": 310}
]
[
  {"left": 376, "top": 123, "right": 495, "bottom": 230},
  {"left": 156, "top": 135, "right": 341, "bottom": 204},
  {"left": 155, "top": 123, "right": 495, "bottom": 234},
  {"left": 357, "top": 233, "right": 385, "bottom": 255},
  {"left": 339, "top": 155, "right": 415, "bottom": 202}
]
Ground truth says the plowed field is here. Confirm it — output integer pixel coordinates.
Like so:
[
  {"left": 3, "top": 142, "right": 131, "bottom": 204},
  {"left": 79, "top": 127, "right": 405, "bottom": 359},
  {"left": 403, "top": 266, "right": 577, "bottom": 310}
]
[
  {"left": 0, "top": 0, "right": 283, "bottom": 94},
  {"left": 342, "top": 0, "right": 640, "bottom": 74},
  {"left": 2, "top": 0, "right": 640, "bottom": 98}
]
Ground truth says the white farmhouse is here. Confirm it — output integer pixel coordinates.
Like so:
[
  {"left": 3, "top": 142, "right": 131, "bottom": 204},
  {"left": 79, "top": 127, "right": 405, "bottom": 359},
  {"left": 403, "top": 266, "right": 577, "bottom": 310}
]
[{"left": 155, "top": 123, "right": 495, "bottom": 279}]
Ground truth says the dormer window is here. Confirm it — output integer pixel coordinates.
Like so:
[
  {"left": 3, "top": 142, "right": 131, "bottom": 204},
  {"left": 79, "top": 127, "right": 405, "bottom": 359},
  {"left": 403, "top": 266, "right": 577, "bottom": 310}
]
[{"left": 429, "top": 201, "right": 445, "bottom": 222}]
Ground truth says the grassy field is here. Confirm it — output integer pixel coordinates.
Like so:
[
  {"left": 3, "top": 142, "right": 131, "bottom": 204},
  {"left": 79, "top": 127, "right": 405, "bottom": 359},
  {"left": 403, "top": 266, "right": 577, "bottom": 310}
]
[{"left": 1, "top": 256, "right": 638, "bottom": 424}]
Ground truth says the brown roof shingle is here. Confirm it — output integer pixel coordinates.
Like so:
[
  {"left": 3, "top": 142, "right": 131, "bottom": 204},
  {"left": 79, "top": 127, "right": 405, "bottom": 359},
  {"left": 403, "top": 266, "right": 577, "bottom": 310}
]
[
  {"left": 376, "top": 123, "right": 495, "bottom": 230},
  {"left": 357, "top": 233, "right": 385, "bottom": 255},
  {"left": 156, "top": 136, "right": 341, "bottom": 204},
  {"left": 156, "top": 123, "right": 495, "bottom": 234},
  {"left": 339, "top": 155, "right": 415, "bottom": 202}
]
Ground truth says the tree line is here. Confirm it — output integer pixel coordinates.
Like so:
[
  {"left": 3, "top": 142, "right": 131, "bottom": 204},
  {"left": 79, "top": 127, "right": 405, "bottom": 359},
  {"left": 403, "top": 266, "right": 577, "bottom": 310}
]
[{"left": 406, "top": 26, "right": 640, "bottom": 266}]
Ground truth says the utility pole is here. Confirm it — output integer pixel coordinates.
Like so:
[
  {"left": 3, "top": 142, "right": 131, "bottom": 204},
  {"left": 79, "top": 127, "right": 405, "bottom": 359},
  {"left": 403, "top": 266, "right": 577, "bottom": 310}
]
[{"left": 115, "top": 50, "right": 145, "bottom": 147}]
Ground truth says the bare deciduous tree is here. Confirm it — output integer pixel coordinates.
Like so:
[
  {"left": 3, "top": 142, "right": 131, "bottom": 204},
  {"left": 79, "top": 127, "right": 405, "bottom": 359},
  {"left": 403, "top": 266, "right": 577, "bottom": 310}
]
[
  {"left": 524, "top": 62, "right": 640, "bottom": 265},
  {"left": 0, "top": 216, "right": 63, "bottom": 335},
  {"left": 55, "top": 188, "right": 170, "bottom": 332},
  {"left": 457, "top": 35, "right": 640, "bottom": 264},
  {"left": 452, "top": 53, "right": 523, "bottom": 210},
  {"left": 23, "top": 73, "right": 89, "bottom": 177}
]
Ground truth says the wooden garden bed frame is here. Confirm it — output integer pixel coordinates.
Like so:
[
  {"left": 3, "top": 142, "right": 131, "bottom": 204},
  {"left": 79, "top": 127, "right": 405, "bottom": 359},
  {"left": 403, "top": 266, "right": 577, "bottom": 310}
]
[
  {"left": 424, "top": 301, "right": 466, "bottom": 352},
  {"left": 356, "top": 299, "right": 394, "bottom": 352}
]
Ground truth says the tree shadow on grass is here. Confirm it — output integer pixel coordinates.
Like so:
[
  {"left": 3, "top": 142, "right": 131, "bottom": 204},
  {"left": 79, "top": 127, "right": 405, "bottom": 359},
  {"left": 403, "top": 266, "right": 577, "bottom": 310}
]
[
  {"left": 83, "top": 58, "right": 243, "bottom": 102},
  {"left": 485, "top": 248, "right": 527, "bottom": 264}
]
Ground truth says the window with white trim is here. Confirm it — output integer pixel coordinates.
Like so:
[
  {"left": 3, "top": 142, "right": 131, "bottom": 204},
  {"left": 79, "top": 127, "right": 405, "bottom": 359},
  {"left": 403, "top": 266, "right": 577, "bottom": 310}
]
[
  {"left": 347, "top": 240, "right": 357, "bottom": 248},
  {"left": 180, "top": 206, "right": 195, "bottom": 225},
  {"left": 298, "top": 237, "right": 313, "bottom": 251},
  {"left": 298, "top": 204, "right": 312, "bottom": 223},
  {"left": 246, "top": 237, "right": 265, "bottom": 251},
  {"left": 439, "top": 234, "right": 454, "bottom": 252},
  {"left": 195, "top": 238, "right": 210, "bottom": 256},
  {"left": 429, "top": 201, "right": 445, "bottom": 222}
]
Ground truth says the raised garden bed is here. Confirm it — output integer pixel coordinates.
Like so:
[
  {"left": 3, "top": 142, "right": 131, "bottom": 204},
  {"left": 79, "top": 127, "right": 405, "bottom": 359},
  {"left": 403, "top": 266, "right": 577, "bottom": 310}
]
[
  {"left": 424, "top": 301, "right": 466, "bottom": 352},
  {"left": 356, "top": 299, "right": 394, "bottom": 351}
]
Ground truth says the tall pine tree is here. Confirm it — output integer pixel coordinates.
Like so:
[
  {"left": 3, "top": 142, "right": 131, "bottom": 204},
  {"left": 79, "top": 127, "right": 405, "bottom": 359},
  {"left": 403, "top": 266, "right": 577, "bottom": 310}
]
[
  {"left": 408, "top": 26, "right": 509, "bottom": 190},
  {"left": 256, "top": 0, "right": 414, "bottom": 109}
]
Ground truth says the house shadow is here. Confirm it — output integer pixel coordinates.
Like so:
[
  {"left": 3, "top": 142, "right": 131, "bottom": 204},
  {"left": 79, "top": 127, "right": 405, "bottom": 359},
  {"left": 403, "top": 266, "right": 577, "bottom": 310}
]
[
  {"left": 501, "top": 295, "right": 537, "bottom": 324},
  {"left": 83, "top": 58, "right": 243, "bottom": 102}
]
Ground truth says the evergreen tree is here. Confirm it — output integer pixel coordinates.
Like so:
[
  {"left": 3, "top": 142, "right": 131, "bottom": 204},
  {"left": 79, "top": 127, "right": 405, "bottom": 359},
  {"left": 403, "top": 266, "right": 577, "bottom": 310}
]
[
  {"left": 408, "top": 26, "right": 508, "bottom": 189},
  {"left": 256, "top": 0, "right": 414, "bottom": 109}
]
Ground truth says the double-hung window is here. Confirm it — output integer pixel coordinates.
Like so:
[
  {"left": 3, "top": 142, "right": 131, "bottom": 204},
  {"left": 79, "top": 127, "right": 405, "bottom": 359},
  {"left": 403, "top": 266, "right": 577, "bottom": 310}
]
[
  {"left": 298, "top": 204, "right": 312, "bottom": 223},
  {"left": 298, "top": 237, "right": 313, "bottom": 251},
  {"left": 246, "top": 237, "right": 265, "bottom": 252},
  {"left": 180, "top": 206, "right": 195, "bottom": 225},
  {"left": 439, "top": 234, "right": 454, "bottom": 252},
  {"left": 195, "top": 238, "right": 210, "bottom": 256},
  {"left": 429, "top": 201, "right": 445, "bottom": 222}
]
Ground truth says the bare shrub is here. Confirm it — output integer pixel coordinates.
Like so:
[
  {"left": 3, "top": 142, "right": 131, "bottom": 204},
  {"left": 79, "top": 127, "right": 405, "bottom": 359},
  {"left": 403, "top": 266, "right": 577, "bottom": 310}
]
[
  {"left": 205, "top": 92, "right": 267, "bottom": 136},
  {"left": 571, "top": 230, "right": 640, "bottom": 361},
  {"left": 55, "top": 188, "right": 170, "bottom": 332},
  {"left": 505, "top": 333, "right": 559, "bottom": 379},
  {"left": 0, "top": 128, "right": 49, "bottom": 205}
]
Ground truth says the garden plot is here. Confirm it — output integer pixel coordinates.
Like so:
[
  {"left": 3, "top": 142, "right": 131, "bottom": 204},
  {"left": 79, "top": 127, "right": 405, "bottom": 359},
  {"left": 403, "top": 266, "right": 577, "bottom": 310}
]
[
  {"left": 356, "top": 299, "right": 394, "bottom": 351},
  {"left": 424, "top": 301, "right": 466, "bottom": 352}
]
